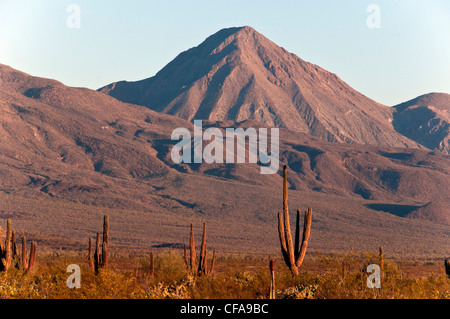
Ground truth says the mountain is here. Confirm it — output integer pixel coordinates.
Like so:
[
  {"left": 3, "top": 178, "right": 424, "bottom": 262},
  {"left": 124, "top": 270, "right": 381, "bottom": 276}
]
[
  {"left": 406, "top": 202, "right": 450, "bottom": 225},
  {"left": 99, "top": 26, "right": 419, "bottom": 149},
  {"left": 0, "top": 63, "right": 188, "bottom": 202},
  {"left": 1, "top": 63, "right": 449, "bottom": 257},
  {"left": 392, "top": 93, "right": 450, "bottom": 154}
]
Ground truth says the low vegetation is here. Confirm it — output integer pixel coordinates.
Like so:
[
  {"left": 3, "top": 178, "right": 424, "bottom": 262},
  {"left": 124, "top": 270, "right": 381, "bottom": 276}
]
[
  {"left": 0, "top": 167, "right": 448, "bottom": 300},
  {"left": 0, "top": 250, "right": 448, "bottom": 299}
]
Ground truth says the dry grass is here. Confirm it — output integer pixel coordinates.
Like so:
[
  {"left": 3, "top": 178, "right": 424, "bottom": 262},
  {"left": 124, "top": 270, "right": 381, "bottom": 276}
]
[{"left": 0, "top": 249, "right": 448, "bottom": 299}]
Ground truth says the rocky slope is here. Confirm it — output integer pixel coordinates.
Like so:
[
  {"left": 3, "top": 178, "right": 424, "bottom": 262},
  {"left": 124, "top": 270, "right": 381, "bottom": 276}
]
[
  {"left": 0, "top": 63, "right": 448, "bottom": 256},
  {"left": 99, "top": 26, "right": 419, "bottom": 149},
  {"left": 393, "top": 92, "right": 450, "bottom": 154}
]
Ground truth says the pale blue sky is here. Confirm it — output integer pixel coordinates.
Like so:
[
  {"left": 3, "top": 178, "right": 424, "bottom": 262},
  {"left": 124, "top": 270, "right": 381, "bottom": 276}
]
[{"left": 0, "top": 0, "right": 449, "bottom": 106}]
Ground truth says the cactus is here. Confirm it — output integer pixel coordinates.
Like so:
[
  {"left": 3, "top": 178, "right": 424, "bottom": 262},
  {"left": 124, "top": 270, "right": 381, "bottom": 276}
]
[
  {"left": 0, "top": 219, "right": 12, "bottom": 274},
  {"left": 22, "top": 236, "right": 28, "bottom": 270},
  {"left": 149, "top": 251, "right": 154, "bottom": 277},
  {"left": 23, "top": 240, "right": 37, "bottom": 274},
  {"left": 269, "top": 259, "right": 276, "bottom": 299},
  {"left": 277, "top": 166, "right": 312, "bottom": 275},
  {"left": 189, "top": 224, "right": 196, "bottom": 272},
  {"left": 0, "top": 226, "right": 4, "bottom": 271},
  {"left": 197, "top": 222, "right": 207, "bottom": 275},
  {"left": 11, "top": 230, "right": 18, "bottom": 259},
  {"left": 209, "top": 250, "right": 216, "bottom": 275},
  {"left": 188, "top": 223, "right": 215, "bottom": 276},
  {"left": 5, "top": 219, "right": 12, "bottom": 272},
  {"left": 88, "top": 237, "right": 94, "bottom": 271},
  {"left": 94, "top": 232, "right": 101, "bottom": 274},
  {"left": 90, "top": 215, "right": 110, "bottom": 274},
  {"left": 0, "top": 220, "right": 38, "bottom": 274},
  {"left": 0, "top": 226, "right": 3, "bottom": 253},
  {"left": 445, "top": 259, "right": 450, "bottom": 278},
  {"left": 26, "top": 241, "right": 37, "bottom": 272},
  {"left": 379, "top": 246, "right": 384, "bottom": 281},
  {"left": 102, "top": 215, "right": 109, "bottom": 269},
  {"left": 101, "top": 241, "right": 108, "bottom": 269},
  {"left": 184, "top": 243, "right": 188, "bottom": 265}
]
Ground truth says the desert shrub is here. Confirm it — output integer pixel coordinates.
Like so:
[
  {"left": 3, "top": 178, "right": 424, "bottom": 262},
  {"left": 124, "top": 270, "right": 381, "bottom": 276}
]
[
  {"left": 0, "top": 276, "right": 40, "bottom": 299},
  {"left": 141, "top": 251, "right": 188, "bottom": 284},
  {"left": 276, "top": 284, "right": 318, "bottom": 299},
  {"left": 0, "top": 251, "right": 448, "bottom": 299},
  {"left": 144, "top": 275, "right": 194, "bottom": 299},
  {"left": 191, "top": 271, "right": 254, "bottom": 299},
  {"left": 191, "top": 266, "right": 270, "bottom": 299}
]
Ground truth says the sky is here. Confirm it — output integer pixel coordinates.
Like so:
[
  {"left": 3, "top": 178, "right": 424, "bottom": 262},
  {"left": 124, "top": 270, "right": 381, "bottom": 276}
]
[{"left": 0, "top": 0, "right": 449, "bottom": 106}]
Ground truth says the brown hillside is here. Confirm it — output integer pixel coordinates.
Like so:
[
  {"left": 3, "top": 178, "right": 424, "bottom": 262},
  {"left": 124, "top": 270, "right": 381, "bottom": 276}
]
[
  {"left": 406, "top": 202, "right": 450, "bottom": 225},
  {"left": 393, "top": 93, "right": 450, "bottom": 154},
  {"left": 0, "top": 64, "right": 448, "bottom": 257},
  {"left": 99, "top": 26, "right": 420, "bottom": 149}
]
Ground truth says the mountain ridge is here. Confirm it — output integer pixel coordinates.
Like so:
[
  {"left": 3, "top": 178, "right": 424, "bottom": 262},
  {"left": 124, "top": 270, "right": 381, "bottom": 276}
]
[
  {"left": 0, "top": 40, "right": 448, "bottom": 256},
  {"left": 393, "top": 92, "right": 450, "bottom": 154},
  {"left": 99, "top": 26, "right": 420, "bottom": 149}
]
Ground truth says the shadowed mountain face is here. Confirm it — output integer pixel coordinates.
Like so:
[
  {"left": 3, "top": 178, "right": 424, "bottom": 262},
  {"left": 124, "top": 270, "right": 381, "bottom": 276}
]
[
  {"left": 0, "top": 63, "right": 449, "bottom": 257},
  {"left": 99, "top": 26, "right": 419, "bottom": 149},
  {"left": 393, "top": 93, "right": 450, "bottom": 154},
  {"left": 0, "top": 63, "right": 189, "bottom": 195}
]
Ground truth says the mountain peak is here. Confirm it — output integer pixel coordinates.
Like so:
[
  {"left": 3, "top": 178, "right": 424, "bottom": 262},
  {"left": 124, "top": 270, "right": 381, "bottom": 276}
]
[
  {"left": 203, "top": 26, "right": 261, "bottom": 43},
  {"left": 394, "top": 92, "right": 450, "bottom": 112},
  {"left": 222, "top": 25, "right": 265, "bottom": 40},
  {"left": 188, "top": 25, "right": 277, "bottom": 61},
  {"left": 99, "top": 27, "right": 420, "bottom": 149},
  {"left": 393, "top": 92, "right": 449, "bottom": 153}
]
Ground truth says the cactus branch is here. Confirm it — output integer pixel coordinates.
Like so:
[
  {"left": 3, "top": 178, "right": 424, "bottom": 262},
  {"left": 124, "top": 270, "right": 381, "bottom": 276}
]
[
  {"left": 1, "top": 219, "right": 12, "bottom": 274},
  {"left": 22, "top": 236, "right": 28, "bottom": 270},
  {"left": 277, "top": 166, "right": 312, "bottom": 275},
  {"left": 269, "top": 259, "right": 276, "bottom": 299},
  {"left": 445, "top": 259, "right": 450, "bottom": 278},
  {"left": 26, "top": 241, "right": 37, "bottom": 273},
  {"left": 102, "top": 215, "right": 109, "bottom": 269},
  {"left": 88, "top": 238, "right": 94, "bottom": 271},
  {"left": 94, "top": 232, "right": 100, "bottom": 274},
  {"left": 189, "top": 224, "right": 196, "bottom": 272},
  {"left": 149, "top": 251, "right": 154, "bottom": 277},
  {"left": 295, "top": 208, "right": 312, "bottom": 268},
  {"left": 209, "top": 250, "right": 216, "bottom": 275},
  {"left": 198, "top": 222, "right": 207, "bottom": 275},
  {"left": 277, "top": 212, "right": 289, "bottom": 266}
]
